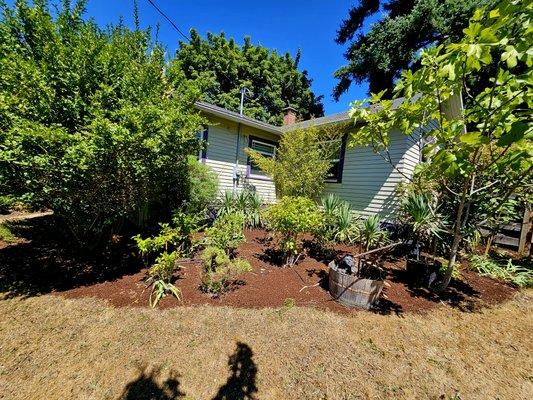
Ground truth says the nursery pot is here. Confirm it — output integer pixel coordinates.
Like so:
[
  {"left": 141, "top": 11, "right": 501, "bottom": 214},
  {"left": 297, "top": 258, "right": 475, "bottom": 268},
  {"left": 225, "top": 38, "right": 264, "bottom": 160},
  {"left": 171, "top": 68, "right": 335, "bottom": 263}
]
[
  {"left": 405, "top": 256, "right": 441, "bottom": 286},
  {"left": 328, "top": 261, "right": 384, "bottom": 309}
]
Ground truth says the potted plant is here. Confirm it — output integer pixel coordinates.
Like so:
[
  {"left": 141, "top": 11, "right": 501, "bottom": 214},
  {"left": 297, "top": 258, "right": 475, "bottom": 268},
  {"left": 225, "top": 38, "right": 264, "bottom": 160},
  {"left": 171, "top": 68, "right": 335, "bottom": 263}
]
[
  {"left": 329, "top": 254, "right": 389, "bottom": 309},
  {"left": 400, "top": 192, "right": 444, "bottom": 285},
  {"left": 329, "top": 216, "right": 391, "bottom": 309}
]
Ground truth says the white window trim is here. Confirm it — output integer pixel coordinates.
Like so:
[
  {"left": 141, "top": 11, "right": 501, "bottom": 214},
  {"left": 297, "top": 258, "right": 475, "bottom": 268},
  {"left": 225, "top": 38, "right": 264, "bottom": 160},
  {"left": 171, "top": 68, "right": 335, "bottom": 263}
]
[{"left": 248, "top": 138, "right": 277, "bottom": 180}]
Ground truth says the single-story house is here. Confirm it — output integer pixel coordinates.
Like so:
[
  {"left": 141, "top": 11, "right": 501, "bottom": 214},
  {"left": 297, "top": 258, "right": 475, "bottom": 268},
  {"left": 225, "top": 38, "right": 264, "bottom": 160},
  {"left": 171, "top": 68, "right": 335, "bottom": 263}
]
[{"left": 193, "top": 99, "right": 443, "bottom": 218}]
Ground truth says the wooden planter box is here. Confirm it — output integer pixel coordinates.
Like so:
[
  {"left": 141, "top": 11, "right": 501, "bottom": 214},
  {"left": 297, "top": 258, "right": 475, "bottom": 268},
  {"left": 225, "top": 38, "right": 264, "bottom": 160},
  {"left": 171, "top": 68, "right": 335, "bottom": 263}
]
[{"left": 328, "top": 261, "right": 384, "bottom": 309}]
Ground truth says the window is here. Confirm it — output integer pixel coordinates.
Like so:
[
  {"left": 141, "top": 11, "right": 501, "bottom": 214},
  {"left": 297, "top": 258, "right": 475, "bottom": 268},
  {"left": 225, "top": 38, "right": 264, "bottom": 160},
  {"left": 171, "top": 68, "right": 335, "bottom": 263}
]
[
  {"left": 196, "top": 128, "right": 208, "bottom": 161},
  {"left": 247, "top": 136, "right": 277, "bottom": 177},
  {"left": 324, "top": 135, "right": 346, "bottom": 183}
]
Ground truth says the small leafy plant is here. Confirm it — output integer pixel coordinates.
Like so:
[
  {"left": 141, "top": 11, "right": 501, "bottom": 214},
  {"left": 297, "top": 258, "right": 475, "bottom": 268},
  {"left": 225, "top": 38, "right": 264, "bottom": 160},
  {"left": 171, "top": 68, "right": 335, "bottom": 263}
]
[
  {"left": 204, "top": 212, "right": 245, "bottom": 255},
  {"left": 134, "top": 210, "right": 202, "bottom": 262},
  {"left": 263, "top": 196, "right": 321, "bottom": 266},
  {"left": 470, "top": 255, "right": 532, "bottom": 288},
  {"left": 133, "top": 209, "right": 203, "bottom": 307},
  {"left": 146, "top": 250, "right": 182, "bottom": 307},
  {"left": 200, "top": 246, "right": 252, "bottom": 295},
  {"left": 0, "top": 223, "right": 17, "bottom": 243}
]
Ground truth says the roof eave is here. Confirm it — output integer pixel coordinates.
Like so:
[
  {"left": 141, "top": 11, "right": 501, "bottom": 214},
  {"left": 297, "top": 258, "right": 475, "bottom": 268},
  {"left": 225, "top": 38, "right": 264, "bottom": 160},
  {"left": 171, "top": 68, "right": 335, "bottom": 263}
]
[{"left": 195, "top": 101, "right": 282, "bottom": 135}]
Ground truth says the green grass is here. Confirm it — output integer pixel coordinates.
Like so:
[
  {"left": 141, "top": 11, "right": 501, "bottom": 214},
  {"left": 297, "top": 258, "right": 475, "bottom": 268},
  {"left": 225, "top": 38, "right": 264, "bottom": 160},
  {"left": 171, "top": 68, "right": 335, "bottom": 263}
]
[{"left": 0, "top": 223, "right": 17, "bottom": 243}]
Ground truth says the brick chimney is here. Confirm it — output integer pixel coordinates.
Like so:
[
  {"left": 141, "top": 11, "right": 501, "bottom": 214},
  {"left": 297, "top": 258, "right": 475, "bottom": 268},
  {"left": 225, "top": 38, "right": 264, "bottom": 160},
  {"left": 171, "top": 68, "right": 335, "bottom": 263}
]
[{"left": 282, "top": 106, "right": 298, "bottom": 125}]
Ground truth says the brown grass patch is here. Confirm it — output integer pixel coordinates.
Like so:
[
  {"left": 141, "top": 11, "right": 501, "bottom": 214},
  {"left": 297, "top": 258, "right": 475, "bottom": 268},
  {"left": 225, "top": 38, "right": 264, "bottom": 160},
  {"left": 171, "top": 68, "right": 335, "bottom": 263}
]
[{"left": 0, "top": 292, "right": 532, "bottom": 399}]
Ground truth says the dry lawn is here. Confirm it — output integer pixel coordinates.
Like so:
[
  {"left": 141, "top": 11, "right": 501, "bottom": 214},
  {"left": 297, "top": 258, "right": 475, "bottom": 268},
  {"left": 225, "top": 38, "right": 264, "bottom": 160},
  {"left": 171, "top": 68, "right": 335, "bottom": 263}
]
[{"left": 0, "top": 292, "right": 532, "bottom": 400}]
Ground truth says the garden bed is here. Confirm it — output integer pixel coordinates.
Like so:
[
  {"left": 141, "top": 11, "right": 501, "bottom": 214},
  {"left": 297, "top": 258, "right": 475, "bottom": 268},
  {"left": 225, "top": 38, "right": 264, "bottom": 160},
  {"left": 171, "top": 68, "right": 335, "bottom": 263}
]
[
  {"left": 59, "top": 229, "right": 516, "bottom": 314},
  {"left": 0, "top": 216, "right": 517, "bottom": 314}
]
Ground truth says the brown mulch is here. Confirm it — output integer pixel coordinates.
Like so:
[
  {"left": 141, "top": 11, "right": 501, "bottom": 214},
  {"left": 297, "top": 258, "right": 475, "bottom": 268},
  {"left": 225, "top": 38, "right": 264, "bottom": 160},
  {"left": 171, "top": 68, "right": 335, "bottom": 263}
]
[{"left": 58, "top": 229, "right": 517, "bottom": 315}]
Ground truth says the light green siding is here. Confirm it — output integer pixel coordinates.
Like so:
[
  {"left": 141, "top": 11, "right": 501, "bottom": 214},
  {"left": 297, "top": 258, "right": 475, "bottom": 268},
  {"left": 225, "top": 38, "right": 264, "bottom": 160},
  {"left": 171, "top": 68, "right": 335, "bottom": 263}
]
[
  {"left": 324, "top": 129, "right": 420, "bottom": 219},
  {"left": 203, "top": 116, "right": 278, "bottom": 203},
  {"left": 201, "top": 115, "right": 421, "bottom": 217}
]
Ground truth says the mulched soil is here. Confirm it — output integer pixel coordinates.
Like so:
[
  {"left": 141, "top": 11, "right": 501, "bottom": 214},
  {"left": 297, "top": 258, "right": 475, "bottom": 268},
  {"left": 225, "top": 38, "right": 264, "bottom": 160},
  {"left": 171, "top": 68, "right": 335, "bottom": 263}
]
[
  {"left": 60, "top": 229, "right": 516, "bottom": 315},
  {"left": 0, "top": 215, "right": 517, "bottom": 315}
]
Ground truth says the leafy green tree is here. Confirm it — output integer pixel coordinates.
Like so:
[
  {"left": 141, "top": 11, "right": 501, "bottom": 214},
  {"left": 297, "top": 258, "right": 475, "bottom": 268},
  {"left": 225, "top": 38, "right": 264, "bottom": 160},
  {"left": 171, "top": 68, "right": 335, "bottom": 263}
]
[
  {"left": 246, "top": 126, "right": 341, "bottom": 199},
  {"left": 334, "top": 0, "right": 489, "bottom": 98},
  {"left": 175, "top": 30, "right": 324, "bottom": 125},
  {"left": 0, "top": 0, "right": 204, "bottom": 244},
  {"left": 350, "top": 0, "right": 532, "bottom": 290},
  {"left": 263, "top": 196, "right": 321, "bottom": 266}
]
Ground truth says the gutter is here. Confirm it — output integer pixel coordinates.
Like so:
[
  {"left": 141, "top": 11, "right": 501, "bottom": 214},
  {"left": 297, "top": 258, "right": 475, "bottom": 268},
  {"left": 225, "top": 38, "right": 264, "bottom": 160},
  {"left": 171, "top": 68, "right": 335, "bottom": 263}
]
[{"left": 194, "top": 101, "right": 282, "bottom": 135}]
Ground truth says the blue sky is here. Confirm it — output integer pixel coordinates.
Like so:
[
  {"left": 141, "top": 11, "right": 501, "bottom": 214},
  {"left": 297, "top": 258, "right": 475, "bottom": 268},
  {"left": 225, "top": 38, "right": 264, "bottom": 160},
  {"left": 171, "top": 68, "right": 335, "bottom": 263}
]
[{"left": 11, "top": 1, "right": 381, "bottom": 115}]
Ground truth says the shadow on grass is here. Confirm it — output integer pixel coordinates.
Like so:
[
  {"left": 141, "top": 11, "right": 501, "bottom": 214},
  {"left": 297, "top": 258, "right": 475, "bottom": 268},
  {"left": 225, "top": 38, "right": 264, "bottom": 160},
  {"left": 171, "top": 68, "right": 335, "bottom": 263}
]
[
  {"left": 372, "top": 297, "right": 404, "bottom": 316},
  {"left": 0, "top": 215, "right": 142, "bottom": 298},
  {"left": 119, "top": 365, "right": 186, "bottom": 400},
  {"left": 213, "top": 341, "right": 258, "bottom": 400},
  {"left": 120, "top": 342, "right": 258, "bottom": 400}
]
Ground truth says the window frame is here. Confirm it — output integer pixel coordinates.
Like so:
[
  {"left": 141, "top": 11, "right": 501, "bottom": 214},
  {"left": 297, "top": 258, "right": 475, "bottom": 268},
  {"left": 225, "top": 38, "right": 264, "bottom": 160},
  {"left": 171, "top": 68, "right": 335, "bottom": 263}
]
[
  {"left": 196, "top": 127, "right": 208, "bottom": 162},
  {"left": 246, "top": 135, "right": 278, "bottom": 180},
  {"left": 324, "top": 134, "right": 347, "bottom": 184}
]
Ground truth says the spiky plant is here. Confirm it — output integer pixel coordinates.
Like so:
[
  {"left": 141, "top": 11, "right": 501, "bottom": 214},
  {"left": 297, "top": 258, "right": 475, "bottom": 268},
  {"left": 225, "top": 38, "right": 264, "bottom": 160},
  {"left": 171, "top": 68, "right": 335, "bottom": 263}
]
[
  {"left": 218, "top": 191, "right": 236, "bottom": 217},
  {"left": 400, "top": 193, "right": 443, "bottom": 253},
  {"left": 244, "top": 191, "right": 263, "bottom": 228},
  {"left": 360, "top": 214, "right": 385, "bottom": 251},
  {"left": 321, "top": 193, "right": 342, "bottom": 216},
  {"left": 334, "top": 201, "right": 357, "bottom": 244}
]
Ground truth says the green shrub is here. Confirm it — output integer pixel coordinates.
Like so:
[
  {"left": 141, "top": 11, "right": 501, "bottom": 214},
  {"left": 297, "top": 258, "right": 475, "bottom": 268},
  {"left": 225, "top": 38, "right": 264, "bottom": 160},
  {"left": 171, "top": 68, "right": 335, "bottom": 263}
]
[
  {"left": 146, "top": 250, "right": 182, "bottom": 308},
  {"left": 200, "top": 246, "right": 251, "bottom": 295},
  {"left": 470, "top": 255, "right": 532, "bottom": 288},
  {"left": 246, "top": 126, "right": 341, "bottom": 199},
  {"left": 0, "top": 1, "right": 204, "bottom": 246},
  {"left": 263, "top": 196, "right": 321, "bottom": 266},
  {"left": 184, "top": 156, "right": 218, "bottom": 215},
  {"left": 204, "top": 213, "right": 245, "bottom": 255}
]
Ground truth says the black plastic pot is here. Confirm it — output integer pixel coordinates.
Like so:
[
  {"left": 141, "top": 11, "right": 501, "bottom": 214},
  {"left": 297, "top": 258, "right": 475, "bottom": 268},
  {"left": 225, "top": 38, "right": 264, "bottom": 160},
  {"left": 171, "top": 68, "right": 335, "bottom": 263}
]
[{"left": 405, "top": 256, "right": 441, "bottom": 287}]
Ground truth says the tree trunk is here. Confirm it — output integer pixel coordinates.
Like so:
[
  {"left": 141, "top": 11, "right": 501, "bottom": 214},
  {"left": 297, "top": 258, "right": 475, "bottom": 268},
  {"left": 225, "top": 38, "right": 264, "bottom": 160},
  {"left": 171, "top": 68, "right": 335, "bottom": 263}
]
[
  {"left": 484, "top": 233, "right": 494, "bottom": 255},
  {"left": 436, "top": 182, "right": 469, "bottom": 291}
]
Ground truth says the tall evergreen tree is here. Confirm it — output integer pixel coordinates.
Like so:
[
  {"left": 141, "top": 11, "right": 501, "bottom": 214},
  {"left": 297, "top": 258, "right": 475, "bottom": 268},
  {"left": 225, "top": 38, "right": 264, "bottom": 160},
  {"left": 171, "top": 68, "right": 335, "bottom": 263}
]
[
  {"left": 333, "top": 0, "right": 489, "bottom": 99},
  {"left": 175, "top": 30, "right": 324, "bottom": 125}
]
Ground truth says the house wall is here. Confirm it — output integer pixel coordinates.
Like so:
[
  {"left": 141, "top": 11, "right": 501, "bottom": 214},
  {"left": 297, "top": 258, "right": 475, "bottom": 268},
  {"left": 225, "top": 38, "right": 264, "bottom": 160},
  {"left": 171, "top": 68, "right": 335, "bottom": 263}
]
[
  {"left": 202, "top": 114, "right": 421, "bottom": 218},
  {"left": 203, "top": 116, "right": 278, "bottom": 203},
  {"left": 324, "top": 128, "right": 420, "bottom": 219}
]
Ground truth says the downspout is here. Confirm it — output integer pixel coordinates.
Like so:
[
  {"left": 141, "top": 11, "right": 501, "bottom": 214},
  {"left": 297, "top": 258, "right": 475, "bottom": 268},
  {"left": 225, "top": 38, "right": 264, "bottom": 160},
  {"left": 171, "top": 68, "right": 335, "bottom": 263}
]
[
  {"left": 233, "top": 87, "right": 249, "bottom": 192},
  {"left": 233, "top": 122, "right": 241, "bottom": 192}
]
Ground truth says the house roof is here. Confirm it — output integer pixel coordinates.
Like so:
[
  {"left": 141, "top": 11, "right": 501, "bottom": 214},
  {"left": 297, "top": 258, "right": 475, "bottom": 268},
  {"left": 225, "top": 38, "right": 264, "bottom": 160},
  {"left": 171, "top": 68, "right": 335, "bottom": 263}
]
[
  {"left": 195, "top": 96, "right": 410, "bottom": 135},
  {"left": 195, "top": 101, "right": 282, "bottom": 135}
]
